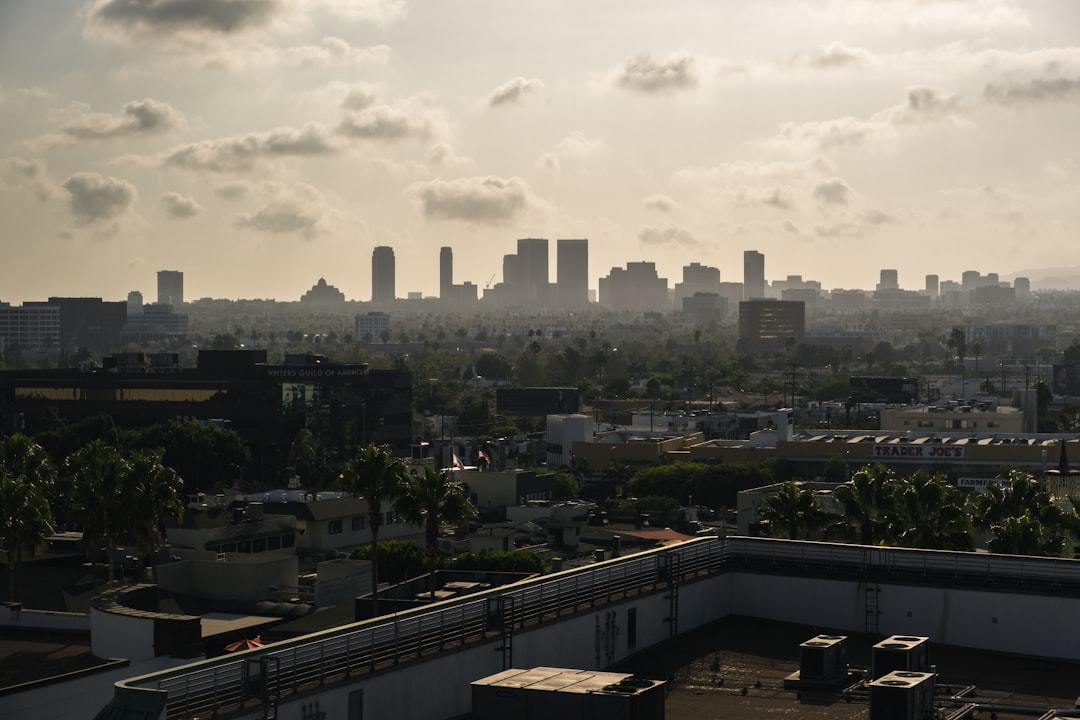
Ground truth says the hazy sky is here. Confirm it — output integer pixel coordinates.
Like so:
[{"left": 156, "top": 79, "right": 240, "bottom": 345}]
[{"left": 2, "top": 0, "right": 1079, "bottom": 303}]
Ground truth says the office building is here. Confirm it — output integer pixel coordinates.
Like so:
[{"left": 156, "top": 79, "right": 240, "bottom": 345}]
[
  {"left": 23, "top": 297, "right": 126, "bottom": 359},
  {"left": 440, "top": 247, "right": 453, "bottom": 301},
  {"left": 674, "top": 262, "right": 720, "bottom": 306},
  {"left": 517, "top": 238, "right": 550, "bottom": 304},
  {"left": 877, "top": 269, "right": 898, "bottom": 291},
  {"left": 355, "top": 311, "right": 390, "bottom": 344},
  {"left": 0, "top": 303, "right": 60, "bottom": 352},
  {"left": 0, "top": 349, "right": 413, "bottom": 478},
  {"left": 738, "top": 299, "right": 805, "bottom": 354},
  {"left": 157, "top": 270, "right": 184, "bottom": 306},
  {"left": 372, "top": 246, "right": 396, "bottom": 303},
  {"left": 300, "top": 278, "right": 345, "bottom": 305},
  {"left": 925, "top": 274, "right": 939, "bottom": 296},
  {"left": 556, "top": 239, "right": 589, "bottom": 310},
  {"left": 743, "top": 250, "right": 765, "bottom": 300},
  {"left": 126, "top": 291, "right": 143, "bottom": 315},
  {"left": 598, "top": 262, "right": 668, "bottom": 311}
]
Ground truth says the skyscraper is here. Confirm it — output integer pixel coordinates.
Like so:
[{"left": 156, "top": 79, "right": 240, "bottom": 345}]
[
  {"left": 516, "top": 238, "right": 549, "bottom": 304},
  {"left": 157, "top": 270, "right": 184, "bottom": 306},
  {"left": 556, "top": 239, "right": 589, "bottom": 309},
  {"left": 372, "top": 246, "right": 395, "bottom": 303},
  {"left": 743, "top": 251, "right": 765, "bottom": 300},
  {"left": 439, "top": 247, "right": 453, "bottom": 300}
]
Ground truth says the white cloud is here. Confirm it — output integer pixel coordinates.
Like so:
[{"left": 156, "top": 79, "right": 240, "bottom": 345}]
[
  {"left": 614, "top": 52, "right": 698, "bottom": 94},
  {"left": 212, "top": 180, "right": 252, "bottom": 200},
  {"left": 821, "top": 0, "right": 1031, "bottom": 33},
  {"left": 984, "top": 76, "right": 1080, "bottom": 105},
  {"left": 793, "top": 41, "right": 870, "bottom": 69},
  {"left": 0, "top": 157, "right": 58, "bottom": 200},
  {"left": 282, "top": 37, "right": 390, "bottom": 68},
  {"left": 84, "top": 0, "right": 283, "bottom": 47},
  {"left": 813, "top": 178, "right": 853, "bottom": 205},
  {"left": 486, "top": 77, "right": 544, "bottom": 108},
  {"left": 61, "top": 171, "right": 137, "bottom": 224},
  {"left": 406, "top": 176, "right": 535, "bottom": 225},
  {"left": 337, "top": 105, "right": 435, "bottom": 141},
  {"left": 234, "top": 183, "right": 333, "bottom": 239},
  {"left": 638, "top": 224, "right": 699, "bottom": 247},
  {"left": 643, "top": 194, "right": 677, "bottom": 213},
  {"left": 160, "top": 123, "right": 340, "bottom": 172},
  {"left": 427, "top": 142, "right": 473, "bottom": 167},
  {"left": 27, "top": 98, "right": 184, "bottom": 151},
  {"left": 161, "top": 191, "right": 202, "bottom": 218}
]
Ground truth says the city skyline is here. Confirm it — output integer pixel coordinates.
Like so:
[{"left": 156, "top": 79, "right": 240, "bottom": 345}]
[{"left": 2, "top": 1, "right": 1079, "bottom": 303}]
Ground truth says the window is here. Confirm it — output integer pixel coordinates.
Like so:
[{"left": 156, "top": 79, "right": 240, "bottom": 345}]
[
  {"left": 329, "top": 519, "right": 343, "bottom": 535},
  {"left": 352, "top": 516, "right": 366, "bottom": 531}
]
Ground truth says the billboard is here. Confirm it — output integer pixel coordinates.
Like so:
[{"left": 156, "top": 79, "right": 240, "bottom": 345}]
[
  {"left": 849, "top": 376, "right": 918, "bottom": 404},
  {"left": 1052, "top": 364, "right": 1080, "bottom": 396},
  {"left": 496, "top": 387, "right": 580, "bottom": 416}
]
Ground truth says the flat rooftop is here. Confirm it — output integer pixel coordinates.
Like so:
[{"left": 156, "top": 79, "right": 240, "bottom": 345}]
[{"left": 615, "top": 617, "right": 1080, "bottom": 720}]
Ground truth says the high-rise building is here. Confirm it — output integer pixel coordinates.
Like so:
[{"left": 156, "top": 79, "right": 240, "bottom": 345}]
[
  {"left": 743, "top": 251, "right": 765, "bottom": 300},
  {"left": 675, "top": 262, "right": 721, "bottom": 305},
  {"left": 598, "top": 262, "right": 668, "bottom": 311},
  {"left": 878, "top": 269, "right": 899, "bottom": 291},
  {"left": 738, "top": 299, "right": 805, "bottom": 354},
  {"left": 127, "top": 291, "right": 143, "bottom": 315},
  {"left": 157, "top": 270, "right": 183, "bottom": 306},
  {"left": 556, "top": 239, "right": 589, "bottom": 309},
  {"left": 440, "top": 247, "right": 453, "bottom": 300},
  {"left": 372, "top": 246, "right": 395, "bottom": 303},
  {"left": 925, "top": 275, "right": 939, "bottom": 296},
  {"left": 516, "top": 238, "right": 549, "bottom": 304}
]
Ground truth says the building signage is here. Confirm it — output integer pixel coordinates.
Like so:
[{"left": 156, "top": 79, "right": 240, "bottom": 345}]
[
  {"left": 871, "top": 444, "right": 965, "bottom": 460},
  {"left": 957, "top": 477, "right": 1010, "bottom": 493},
  {"left": 264, "top": 367, "right": 369, "bottom": 379}
]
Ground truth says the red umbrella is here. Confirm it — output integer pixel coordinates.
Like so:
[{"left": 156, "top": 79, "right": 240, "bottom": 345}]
[{"left": 225, "top": 635, "right": 265, "bottom": 652}]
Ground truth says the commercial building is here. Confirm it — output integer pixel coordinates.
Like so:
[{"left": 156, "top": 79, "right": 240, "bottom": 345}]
[
  {"left": 157, "top": 270, "right": 184, "bottom": 306},
  {"left": 598, "top": 262, "right": 668, "bottom": 311},
  {"left": 738, "top": 299, "right": 805, "bottom": 354},
  {"left": 355, "top": 311, "right": 390, "bottom": 344},
  {"left": 556, "top": 238, "right": 589, "bottom": 310},
  {"left": 0, "top": 349, "right": 413, "bottom": 481},
  {"left": 24, "top": 297, "right": 126, "bottom": 358},
  {"left": 743, "top": 250, "right": 765, "bottom": 300},
  {"left": 371, "top": 246, "right": 395, "bottom": 303},
  {"left": 0, "top": 302, "right": 60, "bottom": 352},
  {"left": 440, "top": 246, "right": 453, "bottom": 300}
]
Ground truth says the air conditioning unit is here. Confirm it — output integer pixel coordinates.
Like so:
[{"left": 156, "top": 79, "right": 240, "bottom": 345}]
[
  {"left": 869, "top": 670, "right": 935, "bottom": 720},
  {"left": 799, "top": 634, "right": 849, "bottom": 681},
  {"left": 872, "top": 635, "right": 930, "bottom": 680}
]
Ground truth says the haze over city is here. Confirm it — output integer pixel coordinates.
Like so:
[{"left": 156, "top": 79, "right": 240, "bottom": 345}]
[{"left": 2, "top": 0, "right": 1080, "bottom": 303}]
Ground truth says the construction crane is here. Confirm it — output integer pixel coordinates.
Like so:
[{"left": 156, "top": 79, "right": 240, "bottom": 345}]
[{"left": 485, "top": 273, "right": 495, "bottom": 288}]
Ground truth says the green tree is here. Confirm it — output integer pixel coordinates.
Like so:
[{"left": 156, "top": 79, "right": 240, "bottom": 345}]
[
  {"left": 758, "top": 481, "right": 826, "bottom": 540},
  {"left": 348, "top": 539, "right": 428, "bottom": 584},
  {"left": 987, "top": 513, "right": 1065, "bottom": 556},
  {"left": 0, "top": 434, "right": 56, "bottom": 602},
  {"left": 288, "top": 428, "right": 320, "bottom": 486},
  {"left": 883, "top": 471, "right": 973, "bottom": 551},
  {"left": 833, "top": 464, "right": 893, "bottom": 546},
  {"left": 339, "top": 443, "right": 408, "bottom": 615},
  {"left": 65, "top": 440, "right": 129, "bottom": 584},
  {"left": 394, "top": 464, "right": 477, "bottom": 598},
  {"left": 126, "top": 448, "right": 185, "bottom": 582}
]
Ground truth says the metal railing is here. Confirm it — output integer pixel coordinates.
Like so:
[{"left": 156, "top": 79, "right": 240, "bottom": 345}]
[{"left": 124, "top": 536, "right": 1080, "bottom": 720}]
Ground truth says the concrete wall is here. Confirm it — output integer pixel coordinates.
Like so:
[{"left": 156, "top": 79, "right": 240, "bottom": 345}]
[
  {"left": 90, "top": 605, "right": 157, "bottom": 661},
  {"left": 726, "top": 572, "right": 1080, "bottom": 660},
  {"left": 156, "top": 554, "right": 298, "bottom": 602},
  {"left": 0, "top": 604, "right": 90, "bottom": 632}
]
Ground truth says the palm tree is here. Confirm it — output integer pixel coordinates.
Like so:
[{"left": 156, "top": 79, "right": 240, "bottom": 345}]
[
  {"left": 987, "top": 513, "right": 1065, "bottom": 556},
  {"left": 65, "top": 440, "right": 129, "bottom": 584},
  {"left": 394, "top": 464, "right": 477, "bottom": 598},
  {"left": 833, "top": 464, "right": 893, "bottom": 545},
  {"left": 758, "top": 481, "right": 825, "bottom": 540},
  {"left": 973, "top": 470, "right": 1078, "bottom": 555},
  {"left": 882, "top": 472, "right": 973, "bottom": 551},
  {"left": 0, "top": 434, "right": 56, "bottom": 602},
  {"left": 126, "top": 449, "right": 184, "bottom": 582},
  {"left": 340, "top": 443, "right": 408, "bottom": 615}
]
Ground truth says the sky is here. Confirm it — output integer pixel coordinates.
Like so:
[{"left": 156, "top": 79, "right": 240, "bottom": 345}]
[{"left": 1, "top": 0, "right": 1079, "bottom": 304}]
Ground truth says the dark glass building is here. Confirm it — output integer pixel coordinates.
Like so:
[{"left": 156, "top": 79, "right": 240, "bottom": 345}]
[{"left": 0, "top": 350, "right": 412, "bottom": 483}]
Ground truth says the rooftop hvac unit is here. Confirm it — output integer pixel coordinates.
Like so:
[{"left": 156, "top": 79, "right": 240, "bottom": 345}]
[
  {"left": 245, "top": 502, "right": 265, "bottom": 521},
  {"left": 799, "top": 634, "right": 849, "bottom": 681},
  {"left": 869, "top": 670, "right": 935, "bottom": 720},
  {"left": 872, "top": 635, "right": 930, "bottom": 680}
]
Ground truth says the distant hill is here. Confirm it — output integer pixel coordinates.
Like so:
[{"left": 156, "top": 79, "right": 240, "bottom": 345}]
[{"left": 1004, "top": 266, "right": 1080, "bottom": 291}]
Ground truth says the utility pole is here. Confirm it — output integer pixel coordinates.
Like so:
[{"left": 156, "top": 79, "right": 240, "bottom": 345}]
[{"left": 788, "top": 362, "right": 801, "bottom": 411}]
